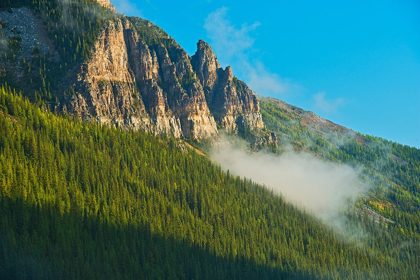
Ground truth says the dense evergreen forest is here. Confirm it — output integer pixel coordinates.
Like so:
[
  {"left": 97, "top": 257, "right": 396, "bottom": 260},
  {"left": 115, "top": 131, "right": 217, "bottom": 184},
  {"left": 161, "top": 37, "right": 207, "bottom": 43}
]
[
  {"left": 0, "top": 87, "right": 419, "bottom": 279},
  {"left": 0, "top": 0, "right": 419, "bottom": 278}
]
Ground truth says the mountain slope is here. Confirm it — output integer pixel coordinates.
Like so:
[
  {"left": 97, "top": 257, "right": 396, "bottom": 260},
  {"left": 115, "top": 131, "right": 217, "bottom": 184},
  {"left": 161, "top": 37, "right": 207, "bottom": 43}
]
[
  {"left": 260, "top": 96, "right": 420, "bottom": 241},
  {"left": 1, "top": 86, "right": 419, "bottom": 279}
]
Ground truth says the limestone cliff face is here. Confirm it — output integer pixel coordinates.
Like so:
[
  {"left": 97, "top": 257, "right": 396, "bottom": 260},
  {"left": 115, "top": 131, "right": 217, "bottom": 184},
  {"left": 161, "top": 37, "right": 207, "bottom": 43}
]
[
  {"left": 190, "top": 40, "right": 220, "bottom": 95},
  {"left": 65, "top": 18, "right": 217, "bottom": 140},
  {"left": 63, "top": 17, "right": 271, "bottom": 144},
  {"left": 191, "top": 40, "right": 265, "bottom": 134},
  {"left": 66, "top": 19, "right": 152, "bottom": 132}
]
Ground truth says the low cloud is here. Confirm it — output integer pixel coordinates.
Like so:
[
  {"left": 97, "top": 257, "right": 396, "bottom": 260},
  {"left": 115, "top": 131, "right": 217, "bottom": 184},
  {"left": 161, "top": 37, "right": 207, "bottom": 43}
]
[
  {"left": 204, "top": 7, "right": 295, "bottom": 97},
  {"left": 204, "top": 7, "right": 259, "bottom": 64},
  {"left": 313, "top": 92, "right": 345, "bottom": 115},
  {"left": 210, "top": 136, "right": 370, "bottom": 232}
]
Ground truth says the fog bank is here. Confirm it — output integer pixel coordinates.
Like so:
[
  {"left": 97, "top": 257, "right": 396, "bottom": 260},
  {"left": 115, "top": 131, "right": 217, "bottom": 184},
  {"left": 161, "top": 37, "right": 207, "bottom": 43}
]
[{"left": 211, "top": 139, "right": 369, "bottom": 226}]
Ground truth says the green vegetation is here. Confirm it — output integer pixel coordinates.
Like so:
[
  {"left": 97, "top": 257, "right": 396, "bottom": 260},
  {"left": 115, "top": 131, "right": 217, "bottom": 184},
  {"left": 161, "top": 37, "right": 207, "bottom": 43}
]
[
  {"left": 128, "top": 17, "right": 170, "bottom": 47},
  {"left": 0, "top": 18, "right": 6, "bottom": 29},
  {"left": 260, "top": 97, "right": 420, "bottom": 242},
  {"left": 232, "top": 76, "right": 248, "bottom": 92},
  {"left": 178, "top": 70, "right": 197, "bottom": 89},
  {"left": 0, "top": 0, "right": 418, "bottom": 279},
  {"left": 1, "top": 86, "right": 419, "bottom": 279}
]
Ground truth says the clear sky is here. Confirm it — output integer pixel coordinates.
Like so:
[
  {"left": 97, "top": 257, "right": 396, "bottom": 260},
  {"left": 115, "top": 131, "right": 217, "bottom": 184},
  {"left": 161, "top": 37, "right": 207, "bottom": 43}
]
[{"left": 111, "top": 0, "right": 420, "bottom": 148}]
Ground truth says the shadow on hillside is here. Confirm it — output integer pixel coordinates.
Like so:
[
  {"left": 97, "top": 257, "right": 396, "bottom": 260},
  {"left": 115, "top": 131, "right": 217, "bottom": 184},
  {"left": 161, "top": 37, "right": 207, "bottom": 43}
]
[{"left": 0, "top": 197, "right": 314, "bottom": 280}]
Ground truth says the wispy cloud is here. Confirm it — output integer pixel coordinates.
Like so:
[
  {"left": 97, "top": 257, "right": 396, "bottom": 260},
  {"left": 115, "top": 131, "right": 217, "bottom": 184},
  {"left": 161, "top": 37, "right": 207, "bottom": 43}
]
[
  {"left": 313, "top": 92, "right": 345, "bottom": 114},
  {"left": 110, "top": 0, "right": 143, "bottom": 16},
  {"left": 204, "top": 7, "right": 295, "bottom": 97},
  {"left": 247, "top": 61, "right": 299, "bottom": 96},
  {"left": 210, "top": 135, "right": 370, "bottom": 237},
  {"left": 204, "top": 7, "right": 260, "bottom": 64}
]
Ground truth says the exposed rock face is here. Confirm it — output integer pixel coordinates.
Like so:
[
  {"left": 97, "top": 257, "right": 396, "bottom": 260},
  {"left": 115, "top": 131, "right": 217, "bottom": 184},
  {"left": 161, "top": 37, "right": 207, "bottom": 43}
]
[
  {"left": 191, "top": 40, "right": 265, "bottom": 134},
  {"left": 66, "top": 19, "right": 151, "bottom": 132},
  {"left": 263, "top": 97, "right": 352, "bottom": 134},
  {"left": 190, "top": 40, "right": 220, "bottom": 95},
  {"left": 65, "top": 18, "right": 217, "bottom": 140},
  {"left": 63, "top": 19, "right": 272, "bottom": 144}
]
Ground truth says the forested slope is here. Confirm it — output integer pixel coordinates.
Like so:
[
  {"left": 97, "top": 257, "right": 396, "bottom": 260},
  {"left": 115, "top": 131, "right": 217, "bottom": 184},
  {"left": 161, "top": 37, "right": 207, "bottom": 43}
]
[
  {"left": 1, "top": 87, "right": 419, "bottom": 279},
  {"left": 260, "top": 97, "right": 420, "bottom": 242},
  {"left": 0, "top": 88, "right": 418, "bottom": 279}
]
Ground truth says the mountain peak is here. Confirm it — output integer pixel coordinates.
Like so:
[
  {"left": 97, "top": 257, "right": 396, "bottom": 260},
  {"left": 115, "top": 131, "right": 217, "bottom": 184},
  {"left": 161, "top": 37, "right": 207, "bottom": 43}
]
[
  {"left": 191, "top": 42, "right": 267, "bottom": 142},
  {"left": 191, "top": 39, "right": 220, "bottom": 93},
  {"left": 224, "top": 66, "right": 233, "bottom": 81}
]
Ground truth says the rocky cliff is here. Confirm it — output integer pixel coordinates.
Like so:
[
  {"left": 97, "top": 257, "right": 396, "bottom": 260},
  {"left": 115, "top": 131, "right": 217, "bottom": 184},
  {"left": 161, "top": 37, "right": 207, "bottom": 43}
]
[
  {"left": 191, "top": 40, "right": 265, "bottom": 134},
  {"left": 64, "top": 17, "right": 218, "bottom": 140},
  {"left": 63, "top": 13, "right": 273, "bottom": 144}
]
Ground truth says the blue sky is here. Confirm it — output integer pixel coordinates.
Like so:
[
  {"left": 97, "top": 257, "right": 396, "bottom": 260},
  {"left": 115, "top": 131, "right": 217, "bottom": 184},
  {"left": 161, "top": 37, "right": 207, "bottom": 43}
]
[{"left": 111, "top": 0, "right": 420, "bottom": 148}]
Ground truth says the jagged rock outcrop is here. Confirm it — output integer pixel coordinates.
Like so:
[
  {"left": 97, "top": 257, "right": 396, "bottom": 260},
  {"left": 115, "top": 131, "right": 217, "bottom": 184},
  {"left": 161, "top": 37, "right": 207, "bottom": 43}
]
[
  {"left": 62, "top": 16, "right": 273, "bottom": 144},
  {"left": 66, "top": 19, "right": 152, "bottom": 132},
  {"left": 190, "top": 39, "right": 220, "bottom": 95},
  {"left": 191, "top": 40, "right": 265, "bottom": 134},
  {"left": 65, "top": 18, "right": 217, "bottom": 140}
]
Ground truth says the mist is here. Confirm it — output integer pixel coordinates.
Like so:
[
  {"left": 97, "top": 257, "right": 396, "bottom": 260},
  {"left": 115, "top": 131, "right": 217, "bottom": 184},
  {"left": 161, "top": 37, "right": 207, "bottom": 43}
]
[{"left": 210, "top": 137, "right": 370, "bottom": 230}]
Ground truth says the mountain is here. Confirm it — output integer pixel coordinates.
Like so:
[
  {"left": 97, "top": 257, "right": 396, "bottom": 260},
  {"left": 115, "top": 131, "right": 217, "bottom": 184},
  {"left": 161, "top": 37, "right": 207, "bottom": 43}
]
[
  {"left": 0, "top": 0, "right": 274, "bottom": 147},
  {"left": 0, "top": 0, "right": 419, "bottom": 279}
]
